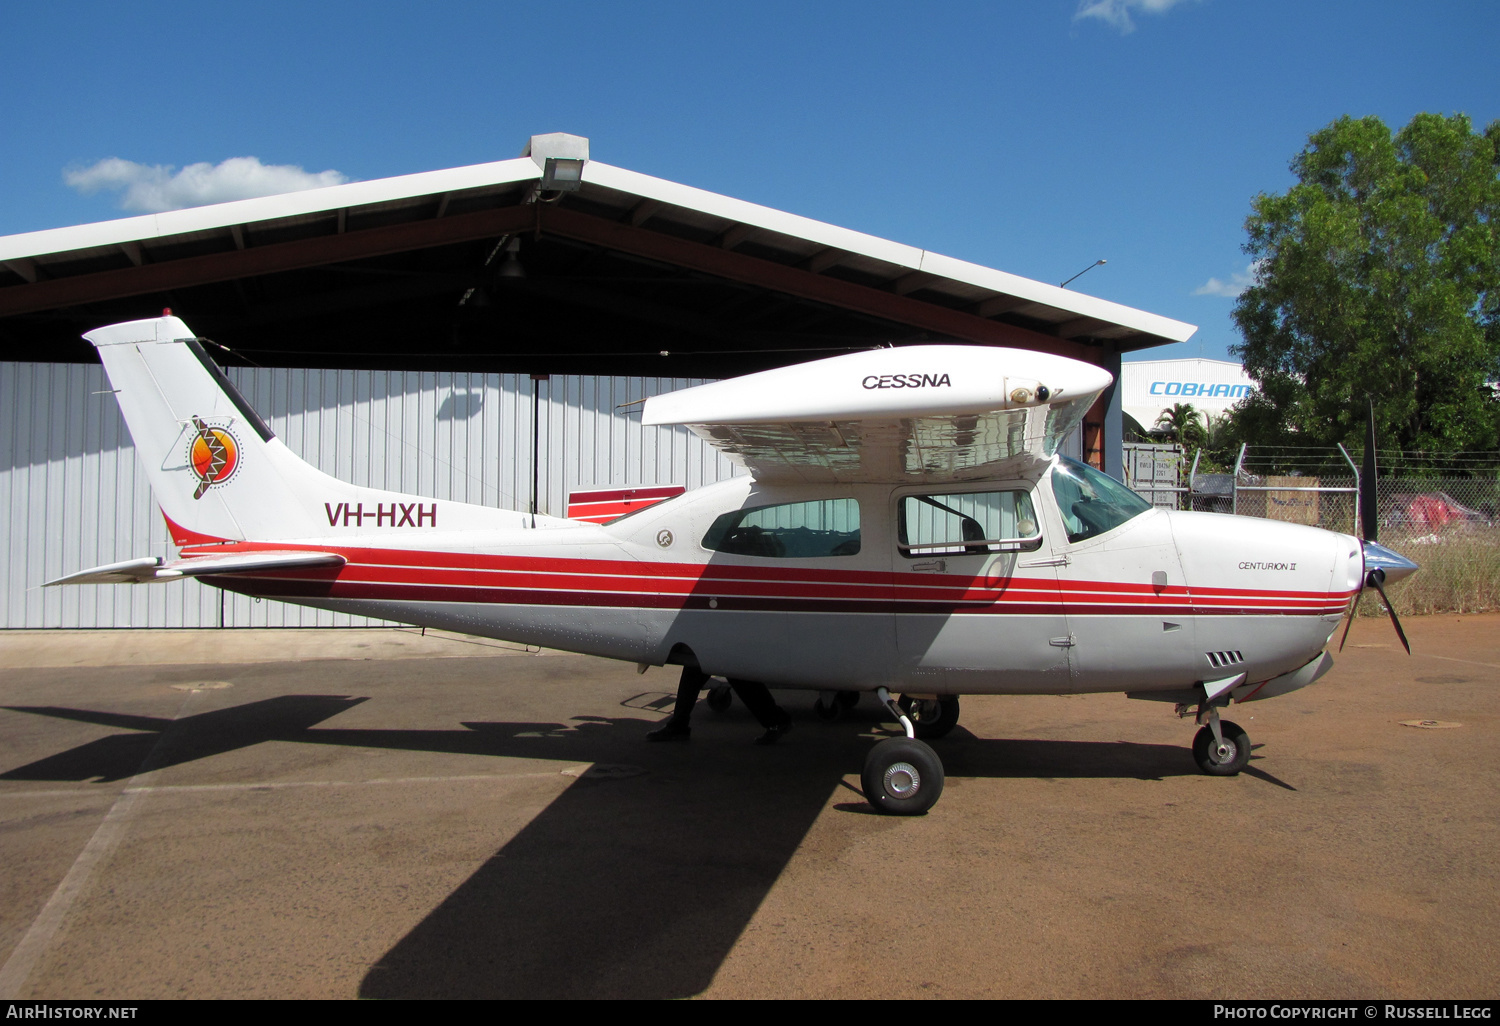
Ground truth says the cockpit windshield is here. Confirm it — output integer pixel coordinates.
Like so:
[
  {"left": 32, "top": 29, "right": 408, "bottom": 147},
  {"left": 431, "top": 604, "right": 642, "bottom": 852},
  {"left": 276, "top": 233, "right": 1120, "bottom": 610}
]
[{"left": 1049, "top": 457, "right": 1152, "bottom": 543}]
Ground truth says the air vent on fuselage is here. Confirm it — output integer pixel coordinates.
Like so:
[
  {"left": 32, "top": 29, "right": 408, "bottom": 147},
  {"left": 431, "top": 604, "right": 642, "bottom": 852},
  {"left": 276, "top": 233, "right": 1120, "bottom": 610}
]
[{"left": 1206, "top": 650, "right": 1245, "bottom": 669}]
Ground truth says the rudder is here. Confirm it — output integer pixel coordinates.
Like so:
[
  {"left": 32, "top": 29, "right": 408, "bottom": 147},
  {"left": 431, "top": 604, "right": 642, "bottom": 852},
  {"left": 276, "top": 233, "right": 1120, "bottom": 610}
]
[{"left": 86, "top": 315, "right": 355, "bottom": 543}]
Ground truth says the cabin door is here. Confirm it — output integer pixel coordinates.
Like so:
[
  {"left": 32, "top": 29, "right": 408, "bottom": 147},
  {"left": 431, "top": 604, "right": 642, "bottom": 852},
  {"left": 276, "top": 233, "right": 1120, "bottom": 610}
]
[{"left": 892, "top": 484, "right": 1072, "bottom": 694}]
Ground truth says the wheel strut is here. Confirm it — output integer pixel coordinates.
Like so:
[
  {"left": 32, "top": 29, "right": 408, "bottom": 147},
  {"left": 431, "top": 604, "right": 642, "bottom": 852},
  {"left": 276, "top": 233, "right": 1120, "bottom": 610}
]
[
  {"left": 876, "top": 686, "right": 915, "bottom": 739},
  {"left": 1196, "top": 701, "right": 1225, "bottom": 748}
]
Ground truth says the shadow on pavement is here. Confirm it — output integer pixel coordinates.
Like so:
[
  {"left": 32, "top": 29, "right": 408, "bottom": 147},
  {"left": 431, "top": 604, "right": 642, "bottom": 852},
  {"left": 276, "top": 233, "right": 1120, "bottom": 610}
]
[
  {"left": 2, "top": 696, "right": 1262, "bottom": 997},
  {"left": 1, "top": 696, "right": 367, "bottom": 781}
]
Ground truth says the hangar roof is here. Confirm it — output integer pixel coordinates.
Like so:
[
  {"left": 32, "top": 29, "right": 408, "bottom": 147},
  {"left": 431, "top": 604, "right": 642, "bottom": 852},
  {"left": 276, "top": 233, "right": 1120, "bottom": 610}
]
[{"left": 0, "top": 135, "right": 1194, "bottom": 377}]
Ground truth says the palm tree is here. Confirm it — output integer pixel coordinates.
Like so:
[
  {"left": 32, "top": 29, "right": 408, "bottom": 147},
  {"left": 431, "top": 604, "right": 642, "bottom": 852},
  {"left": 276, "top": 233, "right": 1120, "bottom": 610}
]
[
  {"left": 1201, "top": 411, "right": 1230, "bottom": 448},
  {"left": 1155, "top": 403, "right": 1205, "bottom": 447}
]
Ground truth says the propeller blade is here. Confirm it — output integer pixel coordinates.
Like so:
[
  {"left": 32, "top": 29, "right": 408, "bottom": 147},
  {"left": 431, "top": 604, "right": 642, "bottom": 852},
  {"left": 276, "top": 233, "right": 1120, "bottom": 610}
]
[
  {"left": 1338, "top": 583, "right": 1364, "bottom": 652},
  {"left": 1369, "top": 572, "right": 1411, "bottom": 655},
  {"left": 1361, "top": 398, "right": 1379, "bottom": 542}
]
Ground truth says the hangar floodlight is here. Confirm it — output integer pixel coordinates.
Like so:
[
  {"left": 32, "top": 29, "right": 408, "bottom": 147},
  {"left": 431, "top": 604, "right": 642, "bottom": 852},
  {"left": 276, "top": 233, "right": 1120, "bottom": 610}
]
[{"left": 542, "top": 157, "right": 584, "bottom": 192}]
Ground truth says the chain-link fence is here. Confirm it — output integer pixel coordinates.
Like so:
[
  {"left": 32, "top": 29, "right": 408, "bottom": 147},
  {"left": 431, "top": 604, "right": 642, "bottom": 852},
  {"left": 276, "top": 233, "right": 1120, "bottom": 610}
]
[
  {"left": 1129, "top": 445, "right": 1500, "bottom": 615},
  {"left": 1360, "top": 476, "right": 1499, "bottom": 614}
]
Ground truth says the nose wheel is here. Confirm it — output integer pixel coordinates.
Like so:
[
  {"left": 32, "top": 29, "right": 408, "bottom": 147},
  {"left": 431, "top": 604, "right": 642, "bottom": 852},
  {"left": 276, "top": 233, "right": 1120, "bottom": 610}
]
[{"left": 1192, "top": 718, "right": 1250, "bottom": 775}]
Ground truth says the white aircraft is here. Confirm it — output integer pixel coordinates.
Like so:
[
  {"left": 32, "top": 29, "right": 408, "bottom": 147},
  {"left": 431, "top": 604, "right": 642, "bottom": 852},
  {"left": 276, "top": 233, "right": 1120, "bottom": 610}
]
[{"left": 47, "top": 315, "right": 1417, "bottom": 815}]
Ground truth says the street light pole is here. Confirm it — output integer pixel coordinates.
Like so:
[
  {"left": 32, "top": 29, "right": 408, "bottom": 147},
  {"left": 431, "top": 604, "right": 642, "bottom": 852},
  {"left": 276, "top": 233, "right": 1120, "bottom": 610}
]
[{"left": 1060, "top": 259, "right": 1107, "bottom": 289}]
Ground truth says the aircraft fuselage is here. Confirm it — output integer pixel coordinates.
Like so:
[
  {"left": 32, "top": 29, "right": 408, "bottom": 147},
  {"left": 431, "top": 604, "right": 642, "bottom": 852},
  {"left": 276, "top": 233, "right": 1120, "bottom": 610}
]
[{"left": 200, "top": 466, "right": 1361, "bottom": 698}]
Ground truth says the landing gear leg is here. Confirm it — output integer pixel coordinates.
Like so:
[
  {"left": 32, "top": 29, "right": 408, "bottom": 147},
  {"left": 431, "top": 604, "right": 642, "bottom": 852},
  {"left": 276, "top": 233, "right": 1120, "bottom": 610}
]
[
  {"left": 1191, "top": 702, "right": 1250, "bottom": 776},
  {"left": 860, "top": 687, "right": 945, "bottom": 815}
]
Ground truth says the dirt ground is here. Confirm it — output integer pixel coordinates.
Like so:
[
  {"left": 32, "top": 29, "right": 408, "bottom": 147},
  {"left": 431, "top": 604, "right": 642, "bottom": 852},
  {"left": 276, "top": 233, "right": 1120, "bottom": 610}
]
[{"left": 0, "top": 616, "right": 1495, "bottom": 999}]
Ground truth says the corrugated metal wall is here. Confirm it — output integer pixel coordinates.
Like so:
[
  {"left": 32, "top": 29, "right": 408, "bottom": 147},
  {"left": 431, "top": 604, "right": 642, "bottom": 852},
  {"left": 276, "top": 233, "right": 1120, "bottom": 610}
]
[{"left": 1, "top": 362, "right": 736, "bottom": 629}]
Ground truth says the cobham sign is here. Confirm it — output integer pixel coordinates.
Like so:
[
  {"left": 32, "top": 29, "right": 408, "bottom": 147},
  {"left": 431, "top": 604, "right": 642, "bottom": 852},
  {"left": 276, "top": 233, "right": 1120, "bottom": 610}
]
[
  {"left": 1148, "top": 380, "right": 1252, "bottom": 399},
  {"left": 1121, "top": 358, "right": 1257, "bottom": 430}
]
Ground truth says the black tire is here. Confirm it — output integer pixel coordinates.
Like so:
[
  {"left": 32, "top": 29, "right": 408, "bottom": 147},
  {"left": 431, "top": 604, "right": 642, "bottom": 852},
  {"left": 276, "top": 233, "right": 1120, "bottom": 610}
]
[
  {"left": 706, "top": 685, "right": 733, "bottom": 713},
  {"left": 1192, "top": 720, "right": 1250, "bottom": 775},
  {"left": 861, "top": 737, "right": 945, "bottom": 815},
  {"left": 835, "top": 690, "right": 861, "bottom": 710},
  {"left": 813, "top": 696, "right": 843, "bottom": 722},
  {"left": 897, "top": 694, "right": 961, "bottom": 740}
]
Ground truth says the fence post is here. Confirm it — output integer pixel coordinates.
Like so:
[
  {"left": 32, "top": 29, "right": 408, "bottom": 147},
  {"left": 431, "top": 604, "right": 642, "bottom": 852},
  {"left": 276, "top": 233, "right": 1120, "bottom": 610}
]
[
  {"left": 1337, "top": 443, "right": 1360, "bottom": 536},
  {"left": 1232, "top": 442, "right": 1248, "bottom": 516}
]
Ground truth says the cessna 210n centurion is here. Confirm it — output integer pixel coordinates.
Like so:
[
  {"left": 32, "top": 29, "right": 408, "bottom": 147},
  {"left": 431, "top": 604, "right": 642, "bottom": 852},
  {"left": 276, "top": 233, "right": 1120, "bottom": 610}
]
[{"left": 49, "top": 315, "right": 1417, "bottom": 815}]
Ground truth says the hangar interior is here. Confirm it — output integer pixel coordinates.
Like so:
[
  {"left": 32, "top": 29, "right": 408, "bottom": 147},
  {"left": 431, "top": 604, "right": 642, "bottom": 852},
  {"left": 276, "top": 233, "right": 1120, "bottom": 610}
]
[{"left": 0, "top": 133, "right": 1195, "bottom": 628}]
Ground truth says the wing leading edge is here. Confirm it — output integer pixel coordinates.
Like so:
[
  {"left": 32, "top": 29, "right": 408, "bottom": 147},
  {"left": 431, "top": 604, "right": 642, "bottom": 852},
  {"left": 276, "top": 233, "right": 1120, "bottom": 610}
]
[{"left": 642, "top": 345, "right": 1113, "bottom": 484}]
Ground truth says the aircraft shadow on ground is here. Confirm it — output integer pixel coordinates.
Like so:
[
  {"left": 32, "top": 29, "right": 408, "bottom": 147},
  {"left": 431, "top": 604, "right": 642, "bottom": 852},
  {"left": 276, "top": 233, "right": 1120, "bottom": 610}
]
[
  {"left": 3, "top": 696, "right": 1259, "bottom": 997},
  {"left": 0, "top": 697, "right": 369, "bottom": 782}
]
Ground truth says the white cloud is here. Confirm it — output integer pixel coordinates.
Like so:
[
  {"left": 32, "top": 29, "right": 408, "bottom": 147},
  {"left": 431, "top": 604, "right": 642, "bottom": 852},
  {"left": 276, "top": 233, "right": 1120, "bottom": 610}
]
[
  {"left": 64, "top": 156, "right": 350, "bottom": 213},
  {"left": 1194, "top": 260, "right": 1263, "bottom": 298},
  {"left": 1073, "top": 0, "right": 1199, "bottom": 34}
]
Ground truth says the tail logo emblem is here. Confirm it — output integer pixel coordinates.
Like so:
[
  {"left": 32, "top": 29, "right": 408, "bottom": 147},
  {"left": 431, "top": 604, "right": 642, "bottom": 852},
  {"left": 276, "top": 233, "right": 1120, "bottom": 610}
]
[{"left": 188, "top": 416, "right": 240, "bottom": 499}]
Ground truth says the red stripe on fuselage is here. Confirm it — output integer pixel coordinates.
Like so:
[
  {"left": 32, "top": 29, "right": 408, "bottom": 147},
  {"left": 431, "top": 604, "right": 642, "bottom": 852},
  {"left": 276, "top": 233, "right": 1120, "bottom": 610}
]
[{"left": 184, "top": 536, "right": 1356, "bottom": 617}]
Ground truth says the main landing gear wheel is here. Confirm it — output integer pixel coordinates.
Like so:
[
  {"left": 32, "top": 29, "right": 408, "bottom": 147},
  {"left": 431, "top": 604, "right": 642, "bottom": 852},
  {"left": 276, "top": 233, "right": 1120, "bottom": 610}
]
[
  {"left": 897, "top": 695, "right": 961, "bottom": 740},
  {"left": 706, "top": 684, "right": 733, "bottom": 713},
  {"left": 861, "top": 737, "right": 944, "bottom": 815},
  {"left": 1193, "top": 719, "right": 1250, "bottom": 775}
]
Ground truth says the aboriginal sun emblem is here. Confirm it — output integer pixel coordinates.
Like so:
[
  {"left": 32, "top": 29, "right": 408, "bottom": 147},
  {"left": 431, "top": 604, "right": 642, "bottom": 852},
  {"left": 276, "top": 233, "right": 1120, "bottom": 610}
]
[{"left": 187, "top": 416, "right": 240, "bottom": 499}]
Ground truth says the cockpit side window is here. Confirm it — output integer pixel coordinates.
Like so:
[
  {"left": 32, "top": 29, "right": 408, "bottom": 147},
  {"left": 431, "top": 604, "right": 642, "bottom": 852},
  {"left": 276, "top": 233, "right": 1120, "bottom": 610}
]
[
  {"left": 897, "top": 489, "right": 1040, "bottom": 558},
  {"left": 702, "top": 498, "right": 860, "bottom": 558},
  {"left": 1050, "top": 456, "right": 1152, "bottom": 543}
]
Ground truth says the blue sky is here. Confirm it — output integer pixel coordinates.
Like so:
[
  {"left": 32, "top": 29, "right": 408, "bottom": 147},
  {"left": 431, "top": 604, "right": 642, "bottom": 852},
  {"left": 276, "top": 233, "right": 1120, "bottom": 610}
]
[{"left": 2, "top": 0, "right": 1495, "bottom": 363}]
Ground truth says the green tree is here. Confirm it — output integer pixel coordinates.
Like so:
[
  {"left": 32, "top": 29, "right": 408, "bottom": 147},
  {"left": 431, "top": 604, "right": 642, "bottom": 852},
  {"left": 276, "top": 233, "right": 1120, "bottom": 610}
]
[
  {"left": 1229, "top": 113, "right": 1500, "bottom": 468},
  {"left": 1154, "top": 402, "right": 1206, "bottom": 447}
]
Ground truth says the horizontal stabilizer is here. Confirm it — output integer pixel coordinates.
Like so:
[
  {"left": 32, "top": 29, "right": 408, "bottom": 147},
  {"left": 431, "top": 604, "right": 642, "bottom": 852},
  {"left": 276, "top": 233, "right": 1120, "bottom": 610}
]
[{"left": 46, "top": 551, "right": 346, "bottom": 586}]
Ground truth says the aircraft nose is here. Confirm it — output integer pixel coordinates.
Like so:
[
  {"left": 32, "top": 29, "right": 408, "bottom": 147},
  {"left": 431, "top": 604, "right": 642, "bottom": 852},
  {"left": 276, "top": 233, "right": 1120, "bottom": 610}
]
[{"left": 1362, "top": 540, "right": 1419, "bottom": 585}]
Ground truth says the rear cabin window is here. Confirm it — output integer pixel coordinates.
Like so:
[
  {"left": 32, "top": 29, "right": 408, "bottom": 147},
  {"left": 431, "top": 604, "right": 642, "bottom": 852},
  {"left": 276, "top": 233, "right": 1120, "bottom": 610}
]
[
  {"left": 702, "top": 499, "right": 861, "bottom": 558},
  {"left": 898, "top": 490, "right": 1039, "bottom": 557}
]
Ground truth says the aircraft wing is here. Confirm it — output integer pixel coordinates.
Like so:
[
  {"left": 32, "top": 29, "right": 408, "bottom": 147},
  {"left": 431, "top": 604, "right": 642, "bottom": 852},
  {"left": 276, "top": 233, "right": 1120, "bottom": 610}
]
[
  {"left": 642, "top": 345, "right": 1112, "bottom": 484},
  {"left": 45, "top": 551, "right": 346, "bottom": 586}
]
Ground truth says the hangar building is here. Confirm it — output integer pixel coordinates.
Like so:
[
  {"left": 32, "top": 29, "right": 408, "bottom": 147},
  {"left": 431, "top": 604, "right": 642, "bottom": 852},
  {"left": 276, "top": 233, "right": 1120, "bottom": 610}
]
[{"left": 0, "top": 133, "right": 1196, "bottom": 629}]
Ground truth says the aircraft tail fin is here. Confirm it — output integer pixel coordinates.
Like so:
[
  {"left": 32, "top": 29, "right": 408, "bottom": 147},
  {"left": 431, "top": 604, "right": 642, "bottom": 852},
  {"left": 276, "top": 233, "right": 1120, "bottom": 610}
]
[
  {"left": 85, "top": 315, "right": 354, "bottom": 543},
  {"left": 86, "top": 315, "right": 543, "bottom": 548}
]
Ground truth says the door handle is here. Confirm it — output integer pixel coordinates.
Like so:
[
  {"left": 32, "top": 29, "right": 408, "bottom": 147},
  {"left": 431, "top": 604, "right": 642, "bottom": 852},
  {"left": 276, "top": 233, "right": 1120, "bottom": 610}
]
[
  {"left": 1049, "top": 635, "right": 1076, "bottom": 648},
  {"left": 1021, "top": 555, "right": 1070, "bottom": 568}
]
